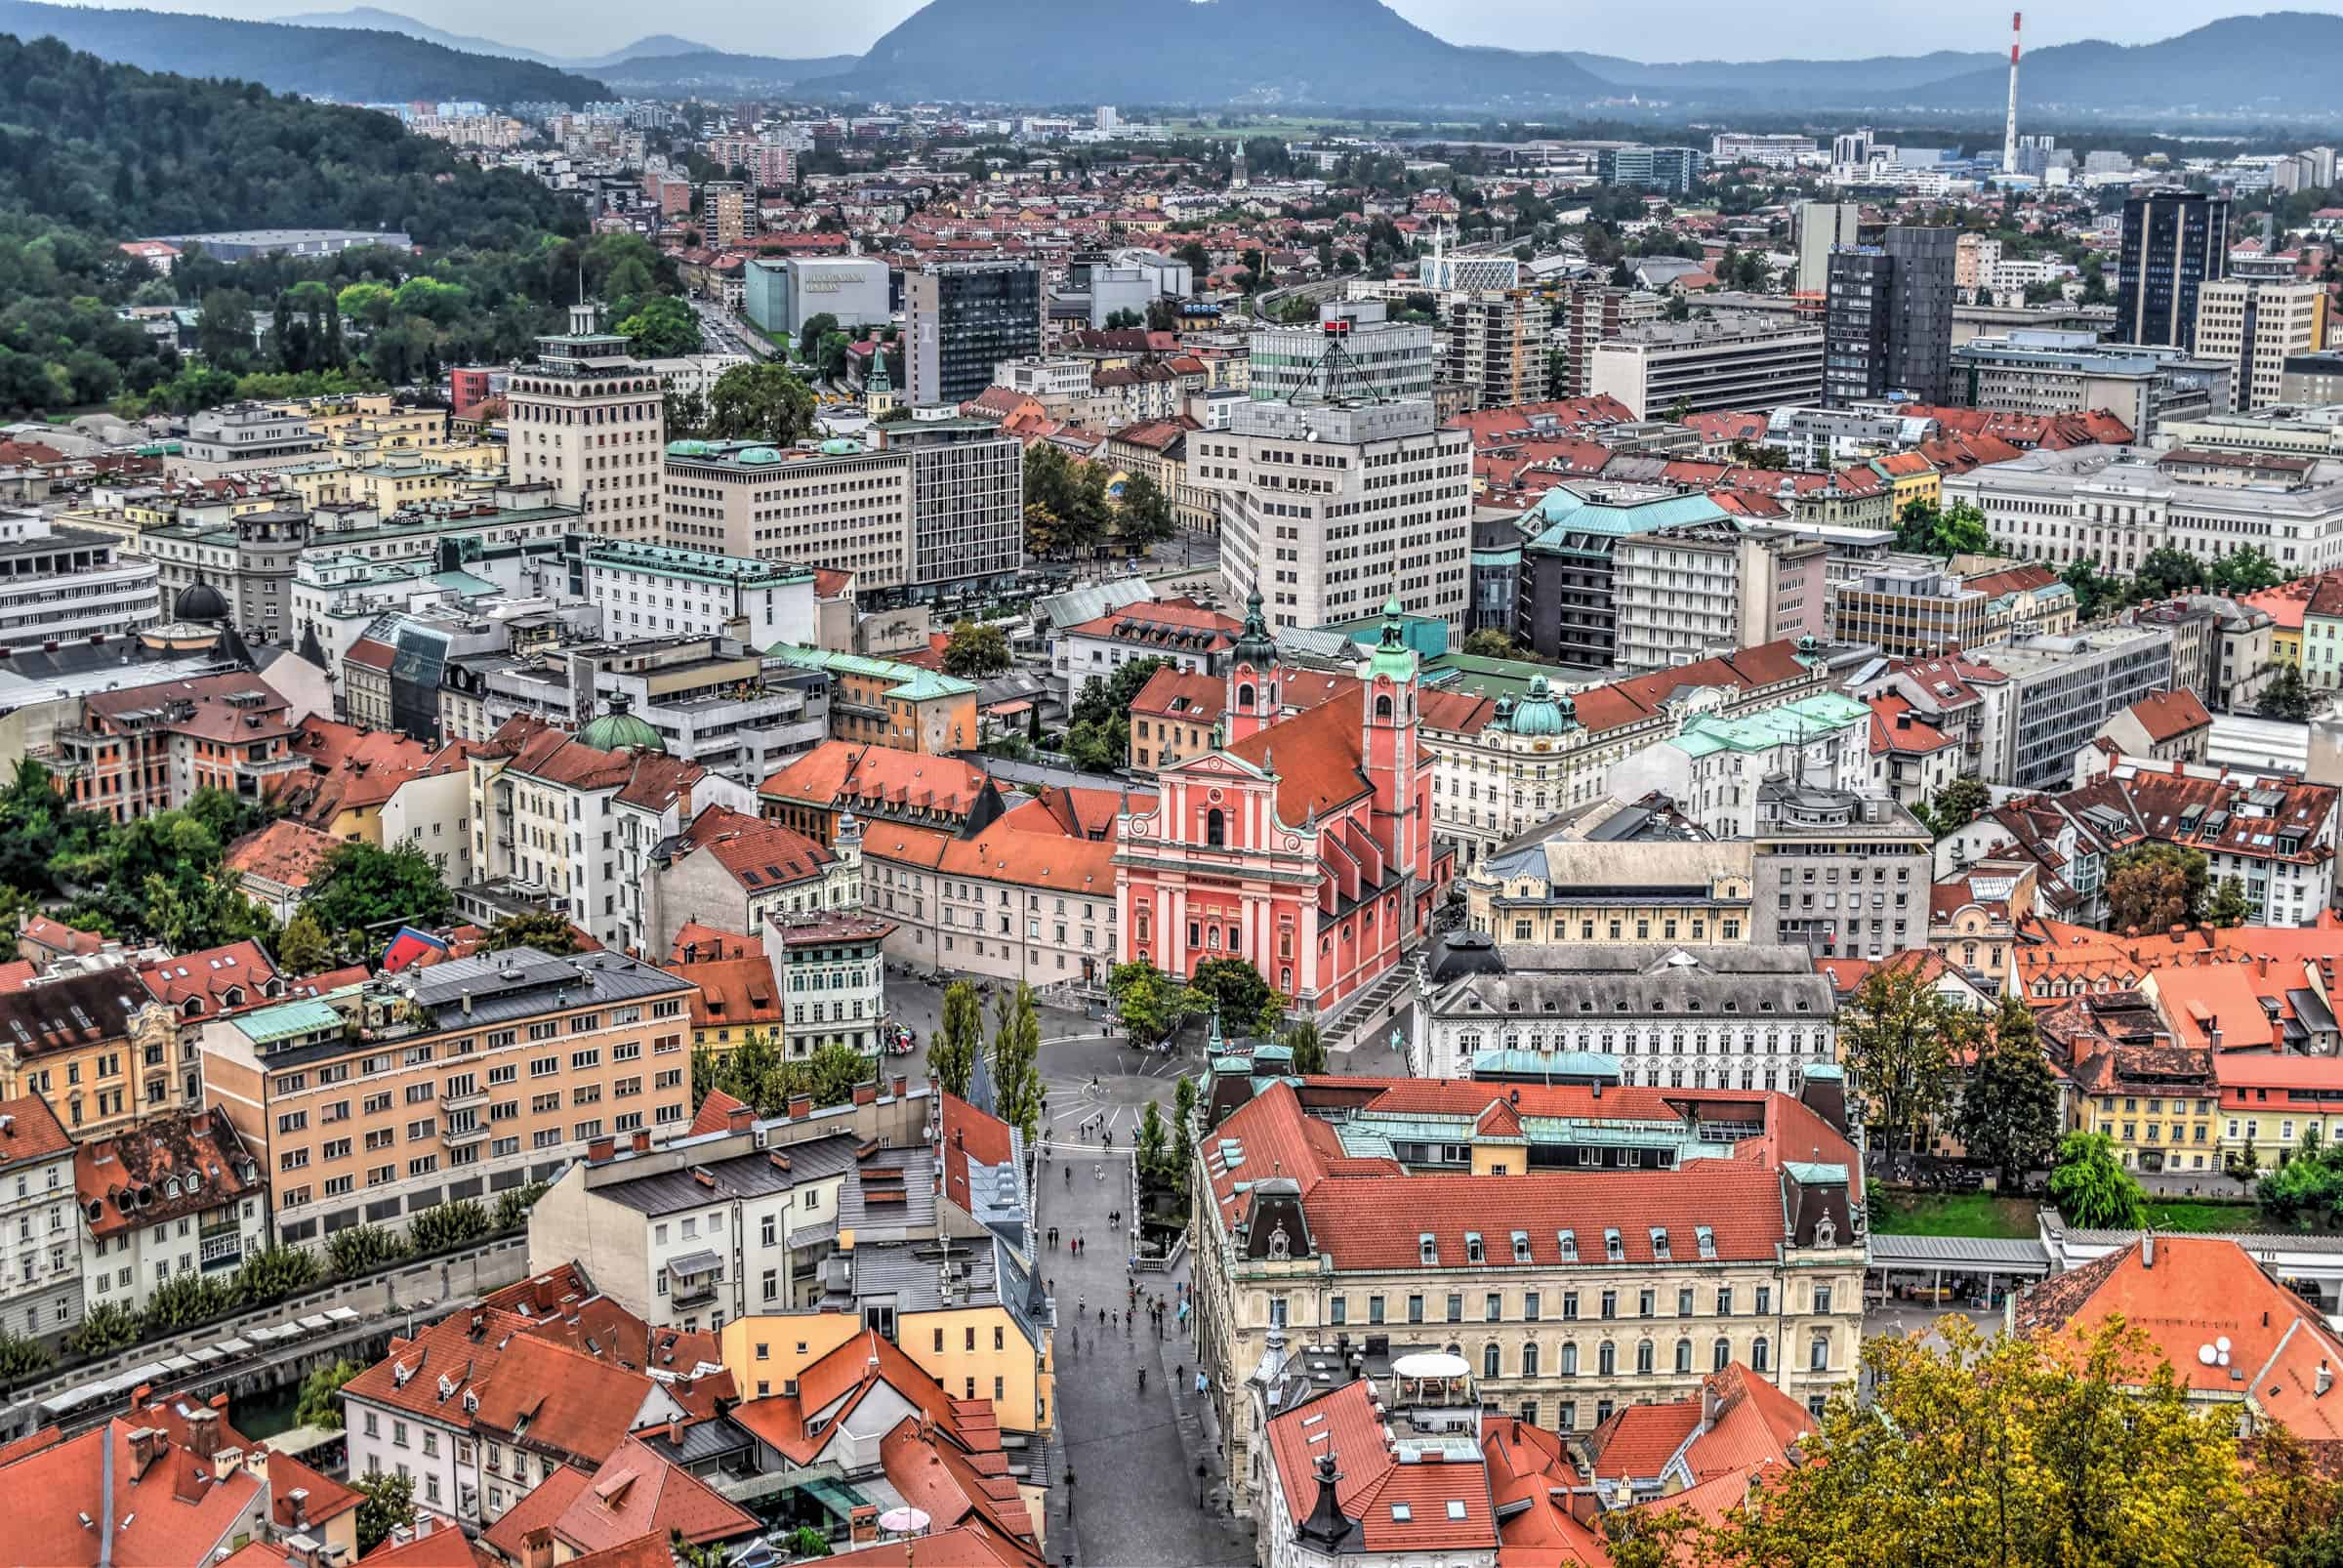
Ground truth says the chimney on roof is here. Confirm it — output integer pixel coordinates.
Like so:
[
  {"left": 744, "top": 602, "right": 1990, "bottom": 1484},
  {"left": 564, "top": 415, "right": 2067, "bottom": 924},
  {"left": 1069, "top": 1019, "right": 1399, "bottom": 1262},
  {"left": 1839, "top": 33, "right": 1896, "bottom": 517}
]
[
  {"left": 726, "top": 1105, "right": 755, "bottom": 1135},
  {"left": 187, "top": 1407, "right": 221, "bottom": 1459},
  {"left": 522, "top": 1528, "right": 555, "bottom": 1568},
  {"left": 2141, "top": 1231, "right": 2155, "bottom": 1269},
  {"left": 891, "top": 1073, "right": 907, "bottom": 1099},
  {"left": 632, "top": 1129, "right": 651, "bottom": 1153},
  {"left": 2322, "top": 1361, "right": 2334, "bottom": 1399},
  {"left": 668, "top": 1413, "right": 685, "bottom": 1446},
  {"left": 588, "top": 1136, "right": 616, "bottom": 1164},
  {"left": 790, "top": 1094, "right": 812, "bottom": 1121}
]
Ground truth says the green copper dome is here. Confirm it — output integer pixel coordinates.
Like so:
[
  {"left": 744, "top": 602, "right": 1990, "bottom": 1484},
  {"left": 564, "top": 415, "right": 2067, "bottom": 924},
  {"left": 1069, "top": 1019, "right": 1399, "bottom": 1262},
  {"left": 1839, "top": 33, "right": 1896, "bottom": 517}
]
[
  {"left": 1230, "top": 587, "right": 1278, "bottom": 671},
  {"left": 1365, "top": 597, "right": 1416, "bottom": 684},
  {"left": 578, "top": 694, "right": 665, "bottom": 754},
  {"left": 1508, "top": 675, "right": 1569, "bottom": 736}
]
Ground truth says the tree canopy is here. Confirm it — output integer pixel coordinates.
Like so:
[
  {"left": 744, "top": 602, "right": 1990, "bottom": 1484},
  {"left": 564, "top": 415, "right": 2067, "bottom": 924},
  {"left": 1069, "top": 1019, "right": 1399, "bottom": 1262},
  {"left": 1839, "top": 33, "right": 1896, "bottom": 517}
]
[
  {"left": 705, "top": 361, "right": 817, "bottom": 446},
  {"left": 2106, "top": 843, "right": 2210, "bottom": 934},
  {"left": 1838, "top": 964, "right": 1973, "bottom": 1158}
]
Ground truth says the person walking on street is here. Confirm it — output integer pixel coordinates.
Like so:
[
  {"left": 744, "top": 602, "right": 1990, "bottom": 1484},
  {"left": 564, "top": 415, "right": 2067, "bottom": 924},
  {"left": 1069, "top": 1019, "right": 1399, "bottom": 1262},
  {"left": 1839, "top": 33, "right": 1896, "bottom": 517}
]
[{"left": 1137, "top": 1367, "right": 1147, "bottom": 1392}]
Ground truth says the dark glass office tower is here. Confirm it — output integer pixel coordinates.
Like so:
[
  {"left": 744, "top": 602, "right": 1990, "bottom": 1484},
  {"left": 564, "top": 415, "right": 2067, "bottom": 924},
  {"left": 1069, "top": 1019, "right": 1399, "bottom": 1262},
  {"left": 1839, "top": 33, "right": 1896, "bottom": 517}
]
[
  {"left": 2117, "top": 190, "right": 2230, "bottom": 351},
  {"left": 907, "top": 260, "right": 1042, "bottom": 407},
  {"left": 1824, "top": 225, "right": 1955, "bottom": 406}
]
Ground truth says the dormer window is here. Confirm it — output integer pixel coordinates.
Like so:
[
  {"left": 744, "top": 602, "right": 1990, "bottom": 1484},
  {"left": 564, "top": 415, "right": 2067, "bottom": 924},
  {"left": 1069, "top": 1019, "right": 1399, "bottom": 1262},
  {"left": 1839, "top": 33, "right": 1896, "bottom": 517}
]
[
  {"left": 165, "top": 1177, "right": 181, "bottom": 1199},
  {"left": 1650, "top": 1227, "right": 1670, "bottom": 1260},
  {"left": 1419, "top": 1232, "right": 1438, "bottom": 1265},
  {"left": 1465, "top": 1232, "right": 1485, "bottom": 1264},
  {"left": 1558, "top": 1229, "right": 1578, "bottom": 1261},
  {"left": 1696, "top": 1225, "right": 1716, "bottom": 1259},
  {"left": 1511, "top": 1230, "right": 1532, "bottom": 1263},
  {"left": 182, "top": 998, "right": 204, "bottom": 1017},
  {"left": 1605, "top": 1227, "right": 1624, "bottom": 1262},
  {"left": 224, "top": 986, "right": 245, "bottom": 1008}
]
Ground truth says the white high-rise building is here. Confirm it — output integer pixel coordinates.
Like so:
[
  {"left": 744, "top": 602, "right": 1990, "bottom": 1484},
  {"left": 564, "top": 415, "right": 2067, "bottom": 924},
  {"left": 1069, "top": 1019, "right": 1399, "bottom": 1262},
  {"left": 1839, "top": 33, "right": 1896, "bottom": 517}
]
[
  {"left": 1199, "top": 395, "right": 1470, "bottom": 634},
  {"left": 2194, "top": 277, "right": 2328, "bottom": 412},
  {"left": 505, "top": 302, "right": 667, "bottom": 542}
]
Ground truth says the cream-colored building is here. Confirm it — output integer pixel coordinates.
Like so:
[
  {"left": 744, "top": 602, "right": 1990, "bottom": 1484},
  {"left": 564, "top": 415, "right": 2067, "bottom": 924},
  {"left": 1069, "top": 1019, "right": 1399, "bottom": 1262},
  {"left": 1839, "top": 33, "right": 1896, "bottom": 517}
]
[
  {"left": 2195, "top": 277, "right": 2327, "bottom": 412},
  {"left": 506, "top": 302, "right": 667, "bottom": 542},
  {"left": 1194, "top": 1069, "right": 1868, "bottom": 1509},
  {"left": 663, "top": 437, "right": 916, "bottom": 586}
]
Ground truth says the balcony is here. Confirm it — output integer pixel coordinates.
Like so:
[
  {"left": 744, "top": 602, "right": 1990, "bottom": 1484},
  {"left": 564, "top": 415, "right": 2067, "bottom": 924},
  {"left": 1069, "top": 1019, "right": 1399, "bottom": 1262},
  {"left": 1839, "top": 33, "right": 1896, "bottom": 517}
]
[
  {"left": 442, "top": 1122, "right": 489, "bottom": 1148},
  {"left": 440, "top": 1087, "right": 489, "bottom": 1111},
  {"left": 667, "top": 1249, "right": 721, "bottom": 1306}
]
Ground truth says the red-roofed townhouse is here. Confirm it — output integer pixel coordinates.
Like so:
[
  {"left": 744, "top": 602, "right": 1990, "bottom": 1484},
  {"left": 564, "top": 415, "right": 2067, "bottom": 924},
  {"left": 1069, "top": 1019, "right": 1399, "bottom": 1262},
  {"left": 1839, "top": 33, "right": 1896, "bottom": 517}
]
[
  {"left": 0, "top": 1093, "right": 82, "bottom": 1344},
  {"left": 225, "top": 818, "right": 345, "bottom": 924},
  {"left": 477, "top": 1432, "right": 759, "bottom": 1565},
  {"left": 58, "top": 671, "right": 305, "bottom": 822},
  {"left": 0, "top": 1389, "right": 276, "bottom": 1568},
  {"left": 642, "top": 804, "right": 852, "bottom": 958},
  {"left": 1262, "top": 1379, "right": 1500, "bottom": 1567},
  {"left": 1128, "top": 667, "right": 1225, "bottom": 773},
  {"left": 77, "top": 1105, "right": 268, "bottom": 1318},
  {"left": 2093, "top": 687, "right": 2212, "bottom": 766},
  {"left": 1052, "top": 597, "right": 1243, "bottom": 685}
]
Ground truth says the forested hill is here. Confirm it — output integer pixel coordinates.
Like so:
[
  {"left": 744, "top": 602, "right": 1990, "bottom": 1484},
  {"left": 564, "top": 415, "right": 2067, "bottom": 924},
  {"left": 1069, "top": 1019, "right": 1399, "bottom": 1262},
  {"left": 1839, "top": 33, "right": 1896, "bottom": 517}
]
[
  {"left": 0, "top": 35, "right": 585, "bottom": 249},
  {"left": 0, "top": 0, "right": 608, "bottom": 104}
]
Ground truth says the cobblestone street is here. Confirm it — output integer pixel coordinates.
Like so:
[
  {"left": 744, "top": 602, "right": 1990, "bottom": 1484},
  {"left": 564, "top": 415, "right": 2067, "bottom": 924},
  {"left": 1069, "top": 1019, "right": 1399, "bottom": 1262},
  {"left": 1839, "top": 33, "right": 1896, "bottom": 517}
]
[{"left": 1036, "top": 1147, "right": 1254, "bottom": 1567}]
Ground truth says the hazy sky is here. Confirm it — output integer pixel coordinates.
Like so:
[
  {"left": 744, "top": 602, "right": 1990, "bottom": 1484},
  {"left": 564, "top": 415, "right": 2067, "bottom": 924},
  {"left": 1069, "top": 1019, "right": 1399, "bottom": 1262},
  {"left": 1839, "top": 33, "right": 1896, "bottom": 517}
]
[{"left": 118, "top": 0, "right": 2343, "bottom": 65}]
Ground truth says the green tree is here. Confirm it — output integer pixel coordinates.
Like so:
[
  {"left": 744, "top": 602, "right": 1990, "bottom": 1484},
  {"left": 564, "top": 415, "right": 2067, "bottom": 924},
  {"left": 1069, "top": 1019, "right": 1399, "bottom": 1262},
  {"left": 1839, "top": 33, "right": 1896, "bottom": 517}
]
[
  {"left": 2105, "top": 843, "right": 2210, "bottom": 934},
  {"left": 1114, "top": 471, "right": 1176, "bottom": 550},
  {"left": 1189, "top": 958, "right": 1274, "bottom": 1033},
  {"left": 784, "top": 1526, "right": 831, "bottom": 1559},
  {"left": 930, "top": 980, "right": 984, "bottom": 1099},
  {"left": 795, "top": 311, "right": 839, "bottom": 365},
  {"left": 1952, "top": 999, "right": 2061, "bottom": 1190},
  {"left": 941, "top": 620, "right": 1012, "bottom": 679},
  {"left": 1281, "top": 1019, "right": 1327, "bottom": 1076},
  {"left": 1109, "top": 960, "right": 1204, "bottom": 1052},
  {"left": 305, "top": 842, "right": 451, "bottom": 942},
  {"left": 1136, "top": 1097, "right": 1171, "bottom": 1190},
  {"left": 0, "top": 1328, "right": 54, "bottom": 1389},
  {"left": 295, "top": 1359, "right": 360, "bottom": 1431},
  {"left": 1838, "top": 964, "right": 1969, "bottom": 1157},
  {"left": 195, "top": 285, "right": 258, "bottom": 369},
  {"left": 230, "top": 1243, "right": 321, "bottom": 1307},
  {"left": 1918, "top": 776, "right": 1991, "bottom": 838},
  {"left": 276, "top": 909, "right": 334, "bottom": 975},
  {"left": 614, "top": 294, "right": 702, "bottom": 356},
  {"left": 990, "top": 983, "right": 1045, "bottom": 1143},
  {"left": 2260, "top": 661, "right": 2315, "bottom": 722},
  {"left": 325, "top": 1222, "right": 408, "bottom": 1278},
  {"left": 2133, "top": 545, "right": 2207, "bottom": 599},
  {"left": 803, "top": 1042, "right": 870, "bottom": 1108},
  {"left": 486, "top": 910, "right": 580, "bottom": 955},
  {"left": 1703, "top": 1315, "right": 2305, "bottom": 1568},
  {"left": 2209, "top": 875, "right": 2254, "bottom": 928},
  {"left": 1103, "top": 308, "right": 1143, "bottom": 330},
  {"left": 2208, "top": 545, "right": 2285, "bottom": 596},
  {"left": 66, "top": 1300, "right": 141, "bottom": 1358},
  {"left": 705, "top": 361, "right": 816, "bottom": 445},
  {"left": 1460, "top": 629, "right": 1520, "bottom": 659},
  {"left": 665, "top": 387, "right": 710, "bottom": 436},
  {"left": 144, "top": 1271, "right": 231, "bottom": 1333},
  {"left": 2048, "top": 1129, "right": 2147, "bottom": 1228},
  {"left": 495, "top": 1180, "right": 549, "bottom": 1232},
  {"left": 355, "top": 1471, "right": 416, "bottom": 1556},
  {"left": 408, "top": 1198, "right": 491, "bottom": 1254},
  {"left": 1063, "top": 656, "right": 1171, "bottom": 772}
]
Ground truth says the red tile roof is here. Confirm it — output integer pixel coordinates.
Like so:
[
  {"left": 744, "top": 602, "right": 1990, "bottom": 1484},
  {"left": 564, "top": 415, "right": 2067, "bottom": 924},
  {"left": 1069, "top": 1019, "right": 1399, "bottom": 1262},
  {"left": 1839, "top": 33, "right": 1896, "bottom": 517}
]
[
  {"left": 669, "top": 804, "right": 834, "bottom": 892},
  {"left": 0, "top": 1395, "right": 269, "bottom": 1568},
  {"left": 224, "top": 819, "right": 341, "bottom": 891},
  {"left": 2121, "top": 687, "right": 2213, "bottom": 745},
  {"left": 137, "top": 940, "right": 282, "bottom": 1019},
  {"left": 939, "top": 1091, "right": 1016, "bottom": 1218},
  {"left": 759, "top": 742, "right": 995, "bottom": 822},
  {"left": 1265, "top": 1381, "right": 1498, "bottom": 1552},
  {"left": 0, "top": 1093, "right": 74, "bottom": 1171}
]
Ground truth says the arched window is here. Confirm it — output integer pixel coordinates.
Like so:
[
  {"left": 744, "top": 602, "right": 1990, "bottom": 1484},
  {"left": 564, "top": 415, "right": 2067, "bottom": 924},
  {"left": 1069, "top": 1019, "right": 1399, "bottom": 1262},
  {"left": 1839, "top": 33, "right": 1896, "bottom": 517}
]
[
  {"left": 1810, "top": 1334, "right": 1829, "bottom": 1372},
  {"left": 1675, "top": 1339, "right": 1693, "bottom": 1374},
  {"left": 1752, "top": 1337, "right": 1770, "bottom": 1373},
  {"left": 1206, "top": 808, "right": 1226, "bottom": 847},
  {"left": 1560, "top": 1341, "right": 1579, "bottom": 1376},
  {"left": 1713, "top": 1338, "right": 1732, "bottom": 1373},
  {"left": 1484, "top": 1342, "right": 1501, "bottom": 1379},
  {"left": 1238, "top": 681, "right": 1255, "bottom": 710},
  {"left": 1635, "top": 1340, "right": 1655, "bottom": 1375},
  {"left": 1521, "top": 1342, "right": 1540, "bottom": 1377},
  {"left": 1597, "top": 1341, "right": 1617, "bottom": 1377},
  {"left": 1376, "top": 694, "right": 1393, "bottom": 721}
]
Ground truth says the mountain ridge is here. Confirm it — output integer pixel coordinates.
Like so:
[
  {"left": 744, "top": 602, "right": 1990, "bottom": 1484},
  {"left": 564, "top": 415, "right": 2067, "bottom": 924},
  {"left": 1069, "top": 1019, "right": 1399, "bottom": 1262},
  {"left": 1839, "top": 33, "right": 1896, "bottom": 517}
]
[{"left": 0, "top": 0, "right": 608, "bottom": 103}]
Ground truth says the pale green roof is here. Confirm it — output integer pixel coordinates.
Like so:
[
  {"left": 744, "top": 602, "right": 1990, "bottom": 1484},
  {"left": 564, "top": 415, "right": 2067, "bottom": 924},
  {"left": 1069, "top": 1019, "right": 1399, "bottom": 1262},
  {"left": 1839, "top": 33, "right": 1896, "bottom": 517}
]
[
  {"left": 1523, "top": 485, "right": 1729, "bottom": 550},
  {"left": 233, "top": 996, "right": 349, "bottom": 1046},
  {"left": 765, "top": 642, "right": 976, "bottom": 700},
  {"left": 1670, "top": 691, "right": 1870, "bottom": 759}
]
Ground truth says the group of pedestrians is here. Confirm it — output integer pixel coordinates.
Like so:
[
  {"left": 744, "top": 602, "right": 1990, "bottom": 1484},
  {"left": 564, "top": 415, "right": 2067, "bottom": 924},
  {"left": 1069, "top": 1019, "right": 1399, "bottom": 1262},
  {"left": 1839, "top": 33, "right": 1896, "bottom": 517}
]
[{"left": 1043, "top": 1225, "right": 1087, "bottom": 1255}]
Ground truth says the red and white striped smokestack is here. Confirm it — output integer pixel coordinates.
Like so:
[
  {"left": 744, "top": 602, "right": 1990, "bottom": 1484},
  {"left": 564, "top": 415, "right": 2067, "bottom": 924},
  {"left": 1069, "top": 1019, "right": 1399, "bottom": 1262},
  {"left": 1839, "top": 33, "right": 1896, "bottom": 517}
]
[{"left": 2002, "top": 12, "right": 2023, "bottom": 180}]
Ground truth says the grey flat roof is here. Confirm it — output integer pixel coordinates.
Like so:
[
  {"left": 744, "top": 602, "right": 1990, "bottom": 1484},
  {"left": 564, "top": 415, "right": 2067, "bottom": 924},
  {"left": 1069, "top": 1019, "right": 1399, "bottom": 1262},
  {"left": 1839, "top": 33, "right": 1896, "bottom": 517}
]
[
  {"left": 406, "top": 946, "right": 691, "bottom": 1026},
  {"left": 1868, "top": 1233, "right": 2050, "bottom": 1271},
  {"left": 596, "top": 1135, "right": 861, "bottom": 1217}
]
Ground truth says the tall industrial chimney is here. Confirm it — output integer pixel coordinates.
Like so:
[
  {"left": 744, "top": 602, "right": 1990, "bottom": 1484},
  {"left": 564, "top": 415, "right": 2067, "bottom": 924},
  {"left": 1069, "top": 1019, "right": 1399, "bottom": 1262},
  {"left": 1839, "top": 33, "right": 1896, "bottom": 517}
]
[{"left": 2002, "top": 12, "right": 2023, "bottom": 179}]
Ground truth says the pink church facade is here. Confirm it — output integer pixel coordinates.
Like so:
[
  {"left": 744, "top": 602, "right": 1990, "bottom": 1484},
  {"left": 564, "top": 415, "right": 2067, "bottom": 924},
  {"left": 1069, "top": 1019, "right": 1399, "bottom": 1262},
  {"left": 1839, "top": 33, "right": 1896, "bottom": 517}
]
[{"left": 1114, "top": 596, "right": 1450, "bottom": 1015}]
